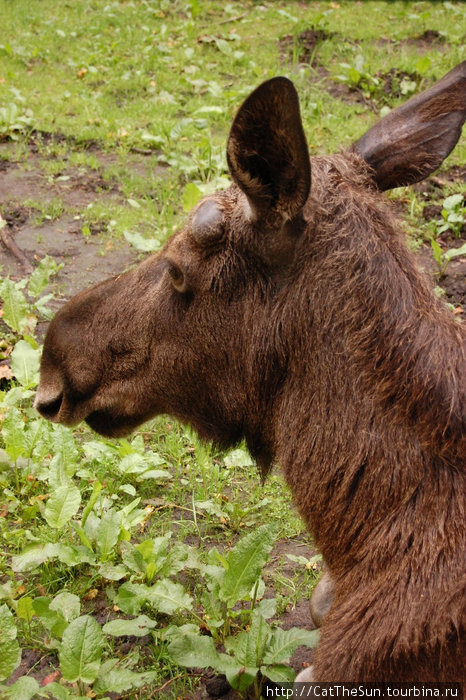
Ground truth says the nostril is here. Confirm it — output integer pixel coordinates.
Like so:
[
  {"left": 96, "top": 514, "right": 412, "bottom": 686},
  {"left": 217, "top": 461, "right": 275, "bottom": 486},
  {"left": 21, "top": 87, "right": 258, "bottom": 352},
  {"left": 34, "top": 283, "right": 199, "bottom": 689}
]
[{"left": 35, "top": 393, "right": 63, "bottom": 420}]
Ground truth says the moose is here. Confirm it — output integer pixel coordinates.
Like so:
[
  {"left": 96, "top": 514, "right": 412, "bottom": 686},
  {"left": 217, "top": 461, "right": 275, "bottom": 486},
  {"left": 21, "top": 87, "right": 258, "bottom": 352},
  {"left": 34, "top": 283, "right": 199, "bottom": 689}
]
[{"left": 35, "top": 62, "right": 465, "bottom": 683}]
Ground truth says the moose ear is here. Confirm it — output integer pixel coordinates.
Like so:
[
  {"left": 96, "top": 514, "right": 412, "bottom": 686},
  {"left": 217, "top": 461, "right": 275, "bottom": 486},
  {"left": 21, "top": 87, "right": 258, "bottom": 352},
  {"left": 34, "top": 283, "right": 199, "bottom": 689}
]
[
  {"left": 227, "top": 77, "right": 311, "bottom": 222},
  {"left": 353, "top": 61, "right": 466, "bottom": 191}
]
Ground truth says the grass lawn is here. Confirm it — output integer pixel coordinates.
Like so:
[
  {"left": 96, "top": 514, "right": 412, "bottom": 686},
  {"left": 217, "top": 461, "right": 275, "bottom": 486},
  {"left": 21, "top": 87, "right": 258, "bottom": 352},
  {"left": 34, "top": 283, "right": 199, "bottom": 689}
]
[{"left": 0, "top": 1, "right": 465, "bottom": 698}]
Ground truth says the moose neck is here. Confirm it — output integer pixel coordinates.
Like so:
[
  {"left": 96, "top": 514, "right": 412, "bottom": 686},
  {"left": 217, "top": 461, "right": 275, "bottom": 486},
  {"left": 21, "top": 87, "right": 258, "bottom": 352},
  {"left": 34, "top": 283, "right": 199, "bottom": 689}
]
[{"left": 270, "top": 152, "right": 465, "bottom": 567}]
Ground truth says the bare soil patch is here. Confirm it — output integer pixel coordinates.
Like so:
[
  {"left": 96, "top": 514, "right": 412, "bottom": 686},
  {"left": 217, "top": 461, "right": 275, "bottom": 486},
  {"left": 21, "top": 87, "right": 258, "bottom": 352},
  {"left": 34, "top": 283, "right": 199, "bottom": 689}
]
[
  {"left": 279, "top": 28, "right": 335, "bottom": 65},
  {"left": 0, "top": 143, "right": 141, "bottom": 308},
  {"left": 405, "top": 29, "right": 447, "bottom": 49},
  {"left": 374, "top": 29, "right": 448, "bottom": 50}
]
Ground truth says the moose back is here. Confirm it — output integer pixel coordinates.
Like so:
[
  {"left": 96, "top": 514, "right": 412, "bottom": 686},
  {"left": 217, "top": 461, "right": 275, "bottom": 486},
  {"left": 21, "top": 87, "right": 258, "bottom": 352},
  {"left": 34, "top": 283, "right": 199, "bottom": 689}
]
[{"left": 35, "top": 63, "right": 466, "bottom": 683}]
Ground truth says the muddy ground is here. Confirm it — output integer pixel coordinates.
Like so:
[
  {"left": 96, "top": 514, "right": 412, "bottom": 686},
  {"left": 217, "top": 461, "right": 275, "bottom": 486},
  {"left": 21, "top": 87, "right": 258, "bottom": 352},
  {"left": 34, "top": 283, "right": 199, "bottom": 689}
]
[{"left": 0, "top": 141, "right": 138, "bottom": 291}]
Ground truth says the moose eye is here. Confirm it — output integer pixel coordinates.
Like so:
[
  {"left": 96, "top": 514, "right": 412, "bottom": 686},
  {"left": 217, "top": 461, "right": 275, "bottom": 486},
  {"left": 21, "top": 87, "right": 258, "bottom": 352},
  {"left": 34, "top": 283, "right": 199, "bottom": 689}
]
[{"left": 167, "top": 263, "right": 188, "bottom": 294}]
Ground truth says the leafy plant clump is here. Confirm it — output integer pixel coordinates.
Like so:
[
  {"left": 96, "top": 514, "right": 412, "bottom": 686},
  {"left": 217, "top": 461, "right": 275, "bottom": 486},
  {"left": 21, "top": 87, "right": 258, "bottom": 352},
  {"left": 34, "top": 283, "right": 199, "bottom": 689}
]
[
  {"left": 0, "top": 103, "right": 34, "bottom": 141},
  {"left": 430, "top": 238, "right": 466, "bottom": 280},
  {"left": 436, "top": 194, "right": 465, "bottom": 238}
]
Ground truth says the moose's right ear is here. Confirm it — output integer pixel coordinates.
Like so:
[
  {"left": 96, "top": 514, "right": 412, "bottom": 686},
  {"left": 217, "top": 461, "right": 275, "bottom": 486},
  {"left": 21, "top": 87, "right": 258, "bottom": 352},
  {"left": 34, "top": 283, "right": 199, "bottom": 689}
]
[
  {"left": 227, "top": 77, "right": 311, "bottom": 222},
  {"left": 353, "top": 61, "right": 466, "bottom": 191}
]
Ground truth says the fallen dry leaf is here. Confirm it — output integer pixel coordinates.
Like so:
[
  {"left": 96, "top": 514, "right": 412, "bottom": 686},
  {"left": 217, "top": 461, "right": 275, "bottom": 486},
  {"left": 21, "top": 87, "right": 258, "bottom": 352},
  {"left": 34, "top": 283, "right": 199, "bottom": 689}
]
[
  {"left": 42, "top": 671, "right": 60, "bottom": 686},
  {"left": 0, "top": 365, "right": 13, "bottom": 380},
  {"left": 83, "top": 588, "right": 99, "bottom": 600}
]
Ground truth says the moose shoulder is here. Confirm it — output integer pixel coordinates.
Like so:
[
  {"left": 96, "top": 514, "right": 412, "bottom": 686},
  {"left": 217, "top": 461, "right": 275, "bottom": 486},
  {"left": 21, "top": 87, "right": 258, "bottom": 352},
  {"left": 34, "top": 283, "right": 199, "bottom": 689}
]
[{"left": 35, "top": 63, "right": 466, "bottom": 683}]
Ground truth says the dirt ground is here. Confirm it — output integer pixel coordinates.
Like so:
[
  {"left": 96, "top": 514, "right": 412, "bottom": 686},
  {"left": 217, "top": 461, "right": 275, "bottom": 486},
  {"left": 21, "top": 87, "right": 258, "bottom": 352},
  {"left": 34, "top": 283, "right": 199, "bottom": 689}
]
[{"left": 0, "top": 143, "right": 138, "bottom": 288}]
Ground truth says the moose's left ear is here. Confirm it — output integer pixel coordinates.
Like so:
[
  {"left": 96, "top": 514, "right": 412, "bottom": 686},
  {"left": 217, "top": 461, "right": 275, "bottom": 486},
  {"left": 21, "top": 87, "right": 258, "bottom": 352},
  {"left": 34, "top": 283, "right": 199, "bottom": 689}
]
[
  {"left": 353, "top": 61, "right": 466, "bottom": 191},
  {"left": 227, "top": 77, "right": 311, "bottom": 222}
]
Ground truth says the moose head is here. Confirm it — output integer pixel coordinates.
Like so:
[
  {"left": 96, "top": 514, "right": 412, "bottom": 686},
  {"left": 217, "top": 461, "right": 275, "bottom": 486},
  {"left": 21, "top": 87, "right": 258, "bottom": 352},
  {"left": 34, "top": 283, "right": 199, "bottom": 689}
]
[{"left": 35, "top": 63, "right": 465, "bottom": 683}]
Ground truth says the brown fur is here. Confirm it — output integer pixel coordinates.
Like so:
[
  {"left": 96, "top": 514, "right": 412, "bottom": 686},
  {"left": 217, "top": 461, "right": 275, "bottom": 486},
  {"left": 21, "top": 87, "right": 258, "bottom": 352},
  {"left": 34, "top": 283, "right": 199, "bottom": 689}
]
[{"left": 35, "top": 66, "right": 466, "bottom": 684}]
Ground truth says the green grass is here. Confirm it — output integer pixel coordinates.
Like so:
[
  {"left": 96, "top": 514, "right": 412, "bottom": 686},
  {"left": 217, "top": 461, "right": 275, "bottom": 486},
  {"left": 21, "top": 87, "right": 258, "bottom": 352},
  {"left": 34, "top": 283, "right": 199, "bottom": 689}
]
[{"left": 0, "top": 1, "right": 465, "bottom": 697}]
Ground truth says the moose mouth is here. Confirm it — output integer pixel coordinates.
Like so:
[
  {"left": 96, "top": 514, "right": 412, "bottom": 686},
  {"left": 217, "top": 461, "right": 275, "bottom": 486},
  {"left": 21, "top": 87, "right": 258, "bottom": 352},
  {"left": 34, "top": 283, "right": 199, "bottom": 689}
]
[
  {"left": 35, "top": 386, "right": 144, "bottom": 438},
  {"left": 85, "top": 409, "right": 148, "bottom": 438}
]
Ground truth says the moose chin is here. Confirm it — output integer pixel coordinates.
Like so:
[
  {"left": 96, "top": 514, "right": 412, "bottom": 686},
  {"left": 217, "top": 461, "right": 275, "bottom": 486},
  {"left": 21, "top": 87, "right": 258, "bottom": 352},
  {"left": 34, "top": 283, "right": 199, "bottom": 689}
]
[{"left": 35, "top": 62, "right": 466, "bottom": 684}]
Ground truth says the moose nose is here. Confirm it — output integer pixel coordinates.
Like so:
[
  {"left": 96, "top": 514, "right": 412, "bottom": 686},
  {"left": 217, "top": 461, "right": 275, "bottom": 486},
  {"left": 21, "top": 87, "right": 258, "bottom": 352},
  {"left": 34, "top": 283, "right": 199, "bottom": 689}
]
[{"left": 34, "top": 390, "right": 64, "bottom": 421}]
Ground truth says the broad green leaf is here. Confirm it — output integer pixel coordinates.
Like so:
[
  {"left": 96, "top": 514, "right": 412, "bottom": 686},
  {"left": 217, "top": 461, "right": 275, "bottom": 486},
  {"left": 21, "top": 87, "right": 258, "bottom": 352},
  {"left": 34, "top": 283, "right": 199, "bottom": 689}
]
[
  {"left": 103, "top": 614, "right": 157, "bottom": 637},
  {"left": 0, "top": 637, "right": 21, "bottom": 683},
  {"left": 169, "top": 632, "right": 253, "bottom": 690},
  {"left": 16, "top": 596, "right": 35, "bottom": 623},
  {"left": 138, "top": 468, "right": 172, "bottom": 480},
  {"left": 260, "top": 663, "right": 296, "bottom": 683},
  {"left": 10, "top": 340, "right": 40, "bottom": 387},
  {"left": 215, "top": 38, "right": 232, "bottom": 55},
  {"left": 195, "top": 105, "right": 223, "bottom": 115},
  {"left": 12, "top": 543, "right": 63, "bottom": 572},
  {"left": 1, "top": 387, "right": 34, "bottom": 407},
  {"left": 443, "top": 194, "right": 463, "bottom": 211},
  {"left": 159, "top": 623, "right": 200, "bottom": 642},
  {"left": 0, "top": 605, "right": 19, "bottom": 643},
  {"left": 219, "top": 524, "right": 276, "bottom": 606},
  {"left": 262, "top": 627, "right": 319, "bottom": 664},
  {"left": 156, "top": 542, "right": 189, "bottom": 579},
  {"left": 444, "top": 243, "right": 466, "bottom": 262},
  {"left": 123, "top": 230, "right": 160, "bottom": 252},
  {"left": 47, "top": 455, "right": 73, "bottom": 489},
  {"left": 0, "top": 279, "right": 28, "bottom": 333},
  {"left": 44, "top": 484, "right": 81, "bottom": 528},
  {"left": 98, "top": 562, "right": 127, "bottom": 581},
  {"left": 121, "top": 542, "right": 146, "bottom": 575},
  {"left": 51, "top": 425, "right": 79, "bottom": 468},
  {"left": 32, "top": 597, "right": 67, "bottom": 638},
  {"left": 168, "top": 632, "right": 220, "bottom": 668},
  {"left": 256, "top": 596, "right": 277, "bottom": 619},
  {"left": 414, "top": 55, "right": 431, "bottom": 74},
  {"left": 2, "top": 407, "right": 27, "bottom": 460},
  {"left": 223, "top": 447, "right": 254, "bottom": 467},
  {"left": 93, "top": 658, "right": 157, "bottom": 694},
  {"left": 96, "top": 509, "right": 121, "bottom": 558},
  {"left": 225, "top": 612, "right": 268, "bottom": 668},
  {"left": 37, "top": 681, "right": 79, "bottom": 699},
  {"left": 0, "top": 605, "right": 21, "bottom": 681},
  {"left": 50, "top": 592, "right": 80, "bottom": 623},
  {"left": 12, "top": 543, "right": 94, "bottom": 572},
  {"left": 80, "top": 480, "right": 102, "bottom": 527},
  {"left": 430, "top": 238, "right": 443, "bottom": 266},
  {"left": 118, "top": 454, "right": 160, "bottom": 476},
  {"left": 183, "top": 182, "right": 202, "bottom": 212},
  {"left": 136, "top": 537, "right": 156, "bottom": 561},
  {"left": 82, "top": 440, "right": 118, "bottom": 462},
  {"left": 28, "top": 255, "right": 62, "bottom": 298},
  {"left": 114, "top": 582, "right": 149, "bottom": 615},
  {"left": 33, "top": 292, "right": 54, "bottom": 320},
  {"left": 59, "top": 615, "right": 103, "bottom": 684},
  {"left": 225, "top": 664, "right": 258, "bottom": 693},
  {"left": 52, "top": 544, "right": 95, "bottom": 567},
  {"left": 73, "top": 524, "right": 94, "bottom": 551},
  {"left": 147, "top": 579, "right": 193, "bottom": 614},
  {"left": 120, "top": 498, "right": 146, "bottom": 530},
  {"left": 23, "top": 418, "right": 46, "bottom": 457},
  {"left": 1, "top": 675, "right": 40, "bottom": 699}
]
